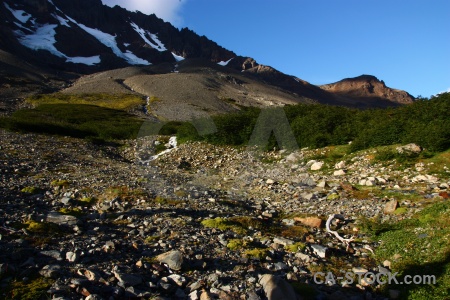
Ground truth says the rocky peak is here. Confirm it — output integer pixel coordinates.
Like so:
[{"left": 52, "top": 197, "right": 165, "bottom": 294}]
[{"left": 320, "top": 74, "right": 415, "bottom": 105}]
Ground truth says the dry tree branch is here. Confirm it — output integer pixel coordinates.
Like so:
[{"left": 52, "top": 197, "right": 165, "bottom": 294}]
[{"left": 325, "top": 214, "right": 355, "bottom": 251}]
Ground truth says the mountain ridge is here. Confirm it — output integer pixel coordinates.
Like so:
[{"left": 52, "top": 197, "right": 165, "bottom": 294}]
[{"left": 0, "top": 0, "right": 415, "bottom": 114}]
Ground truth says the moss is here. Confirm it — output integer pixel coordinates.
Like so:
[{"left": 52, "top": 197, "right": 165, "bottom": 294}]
[
  {"left": 24, "top": 220, "right": 60, "bottom": 233},
  {"left": 280, "top": 225, "right": 308, "bottom": 239},
  {"left": 144, "top": 235, "right": 160, "bottom": 245},
  {"left": 78, "top": 197, "right": 97, "bottom": 206},
  {"left": 50, "top": 179, "right": 70, "bottom": 187},
  {"left": 5, "top": 276, "right": 54, "bottom": 300},
  {"left": 392, "top": 207, "right": 408, "bottom": 215},
  {"left": 243, "top": 248, "right": 269, "bottom": 260},
  {"left": 200, "top": 217, "right": 247, "bottom": 235},
  {"left": 154, "top": 196, "right": 182, "bottom": 206},
  {"left": 58, "top": 207, "right": 84, "bottom": 217},
  {"left": 286, "top": 242, "right": 306, "bottom": 252},
  {"left": 227, "top": 239, "right": 246, "bottom": 250},
  {"left": 20, "top": 186, "right": 40, "bottom": 194}
]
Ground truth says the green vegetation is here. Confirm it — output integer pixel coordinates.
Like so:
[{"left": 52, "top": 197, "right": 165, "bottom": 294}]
[
  {"left": 26, "top": 93, "right": 145, "bottom": 111},
  {"left": 175, "top": 93, "right": 450, "bottom": 152},
  {"left": 50, "top": 179, "right": 70, "bottom": 187},
  {"left": 20, "top": 186, "right": 41, "bottom": 194},
  {"left": 3, "top": 276, "right": 54, "bottom": 300},
  {"left": 58, "top": 207, "right": 84, "bottom": 217},
  {"left": 360, "top": 201, "right": 450, "bottom": 299},
  {"left": 201, "top": 216, "right": 266, "bottom": 235},
  {"left": 0, "top": 103, "right": 143, "bottom": 142}
]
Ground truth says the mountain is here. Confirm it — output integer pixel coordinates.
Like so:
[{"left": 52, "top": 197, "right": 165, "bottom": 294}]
[
  {"left": 320, "top": 75, "right": 415, "bottom": 106},
  {"left": 0, "top": 0, "right": 415, "bottom": 118}
]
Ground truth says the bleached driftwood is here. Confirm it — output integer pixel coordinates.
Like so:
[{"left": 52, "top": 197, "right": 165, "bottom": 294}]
[{"left": 326, "top": 214, "right": 355, "bottom": 251}]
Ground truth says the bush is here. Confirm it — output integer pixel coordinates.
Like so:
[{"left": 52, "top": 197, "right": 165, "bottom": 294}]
[{"left": 0, "top": 104, "right": 143, "bottom": 141}]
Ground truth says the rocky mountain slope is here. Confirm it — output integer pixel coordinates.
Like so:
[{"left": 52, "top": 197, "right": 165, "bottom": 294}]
[
  {"left": 0, "top": 0, "right": 415, "bottom": 113},
  {"left": 1, "top": 129, "right": 448, "bottom": 299}
]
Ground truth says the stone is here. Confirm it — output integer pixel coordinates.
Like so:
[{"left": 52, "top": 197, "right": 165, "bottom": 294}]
[
  {"left": 39, "top": 264, "right": 61, "bottom": 278},
  {"left": 311, "top": 244, "right": 327, "bottom": 258},
  {"left": 396, "top": 143, "right": 422, "bottom": 154},
  {"left": 317, "top": 181, "right": 327, "bottom": 188},
  {"left": 310, "top": 161, "right": 324, "bottom": 171},
  {"left": 168, "top": 274, "right": 187, "bottom": 286},
  {"left": 61, "top": 196, "right": 71, "bottom": 205},
  {"left": 66, "top": 251, "right": 78, "bottom": 262},
  {"left": 85, "top": 295, "right": 104, "bottom": 300},
  {"left": 295, "top": 252, "right": 312, "bottom": 263},
  {"left": 273, "top": 237, "right": 294, "bottom": 246},
  {"left": 114, "top": 272, "right": 143, "bottom": 286},
  {"left": 84, "top": 269, "right": 102, "bottom": 282},
  {"left": 335, "top": 161, "right": 346, "bottom": 169},
  {"left": 156, "top": 250, "right": 183, "bottom": 271},
  {"left": 259, "top": 274, "right": 297, "bottom": 300},
  {"left": 384, "top": 199, "right": 398, "bottom": 214},
  {"left": 293, "top": 216, "right": 324, "bottom": 228},
  {"left": 333, "top": 169, "right": 346, "bottom": 176},
  {"left": 40, "top": 250, "right": 63, "bottom": 261},
  {"left": 266, "top": 179, "right": 275, "bottom": 185},
  {"left": 300, "top": 177, "right": 316, "bottom": 187},
  {"left": 352, "top": 267, "right": 368, "bottom": 274},
  {"left": 46, "top": 212, "right": 79, "bottom": 226}
]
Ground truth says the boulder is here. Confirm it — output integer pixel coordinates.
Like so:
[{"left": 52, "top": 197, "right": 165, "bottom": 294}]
[
  {"left": 259, "top": 274, "right": 298, "bottom": 300},
  {"left": 396, "top": 143, "right": 422, "bottom": 154},
  {"left": 156, "top": 250, "right": 183, "bottom": 271},
  {"left": 384, "top": 199, "right": 398, "bottom": 214}
]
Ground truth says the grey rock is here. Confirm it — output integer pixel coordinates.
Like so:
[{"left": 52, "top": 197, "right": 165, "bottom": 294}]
[
  {"left": 311, "top": 244, "right": 327, "bottom": 258},
  {"left": 39, "top": 264, "right": 62, "bottom": 278},
  {"left": 114, "top": 272, "right": 143, "bottom": 286},
  {"left": 396, "top": 143, "right": 422, "bottom": 154},
  {"left": 259, "top": 274, "right": 297, "bottom": 300},
  {"left": 168, "top": 274, "right": 186, "bottom": 286},
  {"left": 85, "top": 295, "right": 104, "bottom": 300},
  {"left": 46, "top": 212, "right": 79, "bottom": 226},
  {"left": 40, "top": 250, "right": 63, "bottom": 261},
  {"left": 273, "top": 237, "right": 294, "bottom": 246},
  {"left": 66, "top": 251, "right": 78, "bottom": 262},
  {"left": 156, "top": 250, "right": 183, "bottom": 270}
]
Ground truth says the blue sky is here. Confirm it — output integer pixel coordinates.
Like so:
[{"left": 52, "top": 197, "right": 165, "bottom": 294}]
[{"left": 103, "top": 0, "right": 449, "bottom": 98}]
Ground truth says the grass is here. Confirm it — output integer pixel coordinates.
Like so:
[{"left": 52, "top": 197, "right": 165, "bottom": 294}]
[
  {"left": 423, "top": 149, "right": 450, "bottom": 178},
  {"left": 26, "top": 93, "right": 145, "bottom": 111},
  {"left": 0, "top": 104, "right": 143, "bottom": 142},
  {"left": 366, "top": 200, "right": 450, "bottom": 299}
]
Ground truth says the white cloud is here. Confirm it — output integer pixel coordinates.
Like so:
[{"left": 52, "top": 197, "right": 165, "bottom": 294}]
[{"left": 101, "top": 0, "right": 186, "bottom": 26}]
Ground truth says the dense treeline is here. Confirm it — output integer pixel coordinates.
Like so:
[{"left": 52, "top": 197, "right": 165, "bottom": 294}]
[{"left": 175, "top": 92, "right": 450, "bottom": 152}]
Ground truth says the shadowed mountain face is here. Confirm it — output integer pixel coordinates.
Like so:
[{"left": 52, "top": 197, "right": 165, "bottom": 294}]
[{"left": 0, "top": 0, "right": 415, "bottom": 113}]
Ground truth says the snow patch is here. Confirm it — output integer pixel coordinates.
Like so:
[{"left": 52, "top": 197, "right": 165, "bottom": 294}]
[
  {"left": 172, "top": 52, "right": 185, "bottom": 62},
  {"left": 52, "top": 14, "right": 70, "bottom": 27},
  {"left": 70, "top": 19, "right": 150, "bottom": 65},
  {"left": 66, "top": 56, "right": 101, "bottom": 65},
  {"left": 15, "top": 23, "right": 100, "bottom": 66},
  {"left": 4, "top": 3, "right": 32, "bottom": 23},
  {"left": 217, "top": 58, "right": 233, "bottom": 66},
  {"left": 130, "top": 22, "right": 166, "bottom": 52},
  {"left": 17, "top": 24, "right": 63, "bottom": 57}
]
